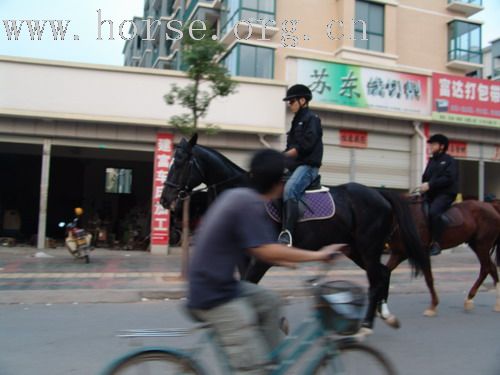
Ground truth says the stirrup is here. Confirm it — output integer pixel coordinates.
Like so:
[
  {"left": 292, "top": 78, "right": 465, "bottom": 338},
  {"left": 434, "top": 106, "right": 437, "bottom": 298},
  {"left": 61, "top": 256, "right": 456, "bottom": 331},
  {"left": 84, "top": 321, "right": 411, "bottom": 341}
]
[{"left": 278, "top": 230, "right": 293, "bottom": 247}]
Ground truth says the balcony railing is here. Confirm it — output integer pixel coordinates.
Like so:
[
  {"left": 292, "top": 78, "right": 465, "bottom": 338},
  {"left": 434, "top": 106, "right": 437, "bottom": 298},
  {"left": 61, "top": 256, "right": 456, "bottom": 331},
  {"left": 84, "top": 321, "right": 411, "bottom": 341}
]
[{"left": 448, "top": 49, "right": 482, "bottom": 64}]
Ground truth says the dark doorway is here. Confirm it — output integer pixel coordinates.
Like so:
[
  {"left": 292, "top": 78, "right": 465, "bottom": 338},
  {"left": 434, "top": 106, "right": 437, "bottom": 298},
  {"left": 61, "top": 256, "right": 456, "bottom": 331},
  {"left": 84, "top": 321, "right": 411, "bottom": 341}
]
[{"left": 0, "top": 142, "right": 42, "bottom": 242}]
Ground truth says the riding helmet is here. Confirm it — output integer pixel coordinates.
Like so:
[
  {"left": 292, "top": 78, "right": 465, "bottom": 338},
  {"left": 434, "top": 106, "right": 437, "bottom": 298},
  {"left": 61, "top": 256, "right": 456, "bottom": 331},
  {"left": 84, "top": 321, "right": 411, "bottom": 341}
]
[
  {"left": 283, "top": 84, "right": 313, "bottom": 102},
  {"left": 427, "top": 134, "right": 449, "bottom": 151}
]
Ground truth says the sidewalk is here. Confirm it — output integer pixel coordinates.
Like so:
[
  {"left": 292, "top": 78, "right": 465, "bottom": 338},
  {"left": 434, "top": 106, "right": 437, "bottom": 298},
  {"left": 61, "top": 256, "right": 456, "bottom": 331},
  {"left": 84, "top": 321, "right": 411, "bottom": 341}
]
[{"left": 0, "top": 245, "right": 494, "bottom": 304}]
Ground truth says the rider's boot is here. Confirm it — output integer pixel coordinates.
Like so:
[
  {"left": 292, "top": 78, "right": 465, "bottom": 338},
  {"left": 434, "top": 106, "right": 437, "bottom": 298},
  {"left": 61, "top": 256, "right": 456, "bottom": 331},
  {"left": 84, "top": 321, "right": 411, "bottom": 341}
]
[
  {"left": 429, "top": 242, "right": 441, "bottom": 256},
  {"left": 278, "top": 199, "right": 299, "bottom": 247},
  {"left": 429, "top": 216, "right": 444, "bottom": 256}
]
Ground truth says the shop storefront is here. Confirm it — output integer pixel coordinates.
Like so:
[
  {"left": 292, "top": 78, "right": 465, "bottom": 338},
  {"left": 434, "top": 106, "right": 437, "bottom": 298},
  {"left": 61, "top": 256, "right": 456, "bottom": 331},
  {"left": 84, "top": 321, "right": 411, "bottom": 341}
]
[
  {"left": 0, "top": 56, "right": 285, "bottom": 250},
  {"left": 430, "top": 73, "right": 500, "bottom": 200}
]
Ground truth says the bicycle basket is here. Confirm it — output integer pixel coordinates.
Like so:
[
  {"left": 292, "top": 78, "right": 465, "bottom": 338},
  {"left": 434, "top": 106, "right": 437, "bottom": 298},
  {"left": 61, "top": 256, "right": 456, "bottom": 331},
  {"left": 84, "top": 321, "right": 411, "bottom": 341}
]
[{"left": 314, "top": 280, "right": 367, "bottom": 335}]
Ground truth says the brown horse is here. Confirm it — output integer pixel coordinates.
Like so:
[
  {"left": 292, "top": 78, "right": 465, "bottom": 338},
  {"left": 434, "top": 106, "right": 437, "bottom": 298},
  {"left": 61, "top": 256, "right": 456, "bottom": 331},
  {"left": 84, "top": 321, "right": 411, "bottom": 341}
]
[{"left": 384, "top": 195, "right": 500, "bottom": 315}]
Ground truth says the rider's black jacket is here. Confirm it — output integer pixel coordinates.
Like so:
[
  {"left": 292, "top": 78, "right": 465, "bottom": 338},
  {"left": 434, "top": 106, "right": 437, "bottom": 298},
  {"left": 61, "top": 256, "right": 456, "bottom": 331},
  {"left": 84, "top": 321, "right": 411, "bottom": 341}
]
[
  {"left": 285, "top": 107, "right": 323, "bottom": 169},
  {"left": 422, "top": 152, "right": 459, "bottom": 199}
]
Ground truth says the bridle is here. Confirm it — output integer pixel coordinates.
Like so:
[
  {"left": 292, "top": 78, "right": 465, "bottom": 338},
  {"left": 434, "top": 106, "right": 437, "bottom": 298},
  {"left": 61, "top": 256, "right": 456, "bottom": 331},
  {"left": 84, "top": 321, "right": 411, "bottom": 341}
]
[
  {"left": 165, "top": 148, "right": 248, "bottom": 203},
  {"left": 165, "top": 152, "right": 206, "bottom": 202}
]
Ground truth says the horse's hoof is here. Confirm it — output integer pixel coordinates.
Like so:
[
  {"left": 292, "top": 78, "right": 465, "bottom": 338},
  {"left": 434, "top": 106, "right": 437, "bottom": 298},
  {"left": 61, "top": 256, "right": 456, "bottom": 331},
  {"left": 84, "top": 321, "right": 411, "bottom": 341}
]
[
  {"left": 382, "top": 314, "right": 401, "bottom": 329},
  {"left": 464, "top": 299, "right": 474, "bottom": 311},
  {"left": 423, "top": 308, "right": 437, "bottom": 317}
]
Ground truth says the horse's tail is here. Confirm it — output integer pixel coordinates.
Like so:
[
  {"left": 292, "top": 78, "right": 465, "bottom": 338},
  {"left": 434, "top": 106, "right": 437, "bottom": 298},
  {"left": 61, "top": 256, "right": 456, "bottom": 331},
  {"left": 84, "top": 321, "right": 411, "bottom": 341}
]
[{"left": 379, "top": 190, "right": 427, "bottom": 277}]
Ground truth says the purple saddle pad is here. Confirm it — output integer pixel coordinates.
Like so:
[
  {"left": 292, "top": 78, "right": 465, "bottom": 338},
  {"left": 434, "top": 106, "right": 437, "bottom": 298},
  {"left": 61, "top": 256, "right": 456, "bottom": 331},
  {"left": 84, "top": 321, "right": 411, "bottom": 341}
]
[{"left": 265, "top": 188, "right": 335, "bottom": 223}]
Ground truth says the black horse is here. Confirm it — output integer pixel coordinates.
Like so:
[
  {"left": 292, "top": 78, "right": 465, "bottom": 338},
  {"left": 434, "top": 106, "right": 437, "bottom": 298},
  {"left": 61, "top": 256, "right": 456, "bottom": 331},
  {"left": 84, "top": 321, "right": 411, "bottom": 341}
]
[{"left": 161, "top": 134, "right": 429, "bottom": 331}]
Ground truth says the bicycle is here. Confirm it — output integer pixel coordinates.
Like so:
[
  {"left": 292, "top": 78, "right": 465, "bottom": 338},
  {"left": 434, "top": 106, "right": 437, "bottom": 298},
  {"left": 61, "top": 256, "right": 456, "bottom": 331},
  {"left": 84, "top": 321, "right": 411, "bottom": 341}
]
[{"left": 100, "top": 274, "right": 397, "bottom": 375}]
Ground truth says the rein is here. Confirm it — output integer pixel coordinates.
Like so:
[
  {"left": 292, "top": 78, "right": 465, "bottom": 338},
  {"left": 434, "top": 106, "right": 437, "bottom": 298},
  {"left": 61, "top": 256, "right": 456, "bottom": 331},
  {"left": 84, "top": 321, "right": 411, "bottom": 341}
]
[
  {"left": 191, "top": 172, "right": 248, "bottom": 198},
  {"left": 168, "top": 150, "right": 247, "bottom": 202}
]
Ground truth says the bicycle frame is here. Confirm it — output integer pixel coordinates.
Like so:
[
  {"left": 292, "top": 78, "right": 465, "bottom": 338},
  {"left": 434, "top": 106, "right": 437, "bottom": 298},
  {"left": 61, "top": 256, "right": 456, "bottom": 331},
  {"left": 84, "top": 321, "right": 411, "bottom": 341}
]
[
  {"left": 194, "top": 314, "right": 332, "bottom": 375},
  {"left": 269, "top": 317, "right": 330, "bottom": 374},
  {"left": 108, "top": 309, "right": 348, "bottom": 375}
]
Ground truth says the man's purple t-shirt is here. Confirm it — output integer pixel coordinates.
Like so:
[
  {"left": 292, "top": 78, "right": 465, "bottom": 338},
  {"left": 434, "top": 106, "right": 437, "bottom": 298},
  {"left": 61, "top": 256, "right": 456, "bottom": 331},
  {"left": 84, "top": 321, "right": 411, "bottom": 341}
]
[{"left": 187, "top": 188, "right": 277, "bottom": 309}]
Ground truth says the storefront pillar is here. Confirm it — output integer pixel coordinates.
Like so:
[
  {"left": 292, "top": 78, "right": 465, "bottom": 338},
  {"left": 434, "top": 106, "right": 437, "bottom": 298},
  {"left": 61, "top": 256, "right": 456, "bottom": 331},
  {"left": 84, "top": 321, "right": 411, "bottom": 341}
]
[
  {"left": 479, "top": 144, "right": 485, "bottom": 201},
  {"left": 37, "top": 139, "right": 51, "bottom": 249}
]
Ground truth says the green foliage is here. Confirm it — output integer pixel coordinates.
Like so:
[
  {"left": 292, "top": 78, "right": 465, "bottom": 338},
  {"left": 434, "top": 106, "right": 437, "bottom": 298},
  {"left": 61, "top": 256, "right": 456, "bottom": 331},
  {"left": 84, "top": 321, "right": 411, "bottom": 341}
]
[{"left": 164, "top": 27, "right": 238, "bottom": 136}]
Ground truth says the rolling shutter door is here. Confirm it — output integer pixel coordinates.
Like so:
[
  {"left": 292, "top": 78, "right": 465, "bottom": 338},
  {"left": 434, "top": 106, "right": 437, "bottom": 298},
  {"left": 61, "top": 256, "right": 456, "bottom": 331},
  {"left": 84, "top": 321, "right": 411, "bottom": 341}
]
[
  {"left": 354, "top": 132, "right": 410, "bottom": 189},
  {"left": 322, "top": 145, "right": 351, "bottom": 186},
  {"left": 355, "top": 148, "right": 410, "bottom": 189},
  {"left": 322, "top": 129, "right": 410, "bottom": 189}
]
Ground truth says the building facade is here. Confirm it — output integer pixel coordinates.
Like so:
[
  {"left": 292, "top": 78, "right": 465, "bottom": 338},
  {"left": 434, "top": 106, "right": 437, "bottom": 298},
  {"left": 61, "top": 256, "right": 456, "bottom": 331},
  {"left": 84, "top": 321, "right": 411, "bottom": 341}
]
[{"left": 123, "top": 0, "right": 498, "bottom": 196}]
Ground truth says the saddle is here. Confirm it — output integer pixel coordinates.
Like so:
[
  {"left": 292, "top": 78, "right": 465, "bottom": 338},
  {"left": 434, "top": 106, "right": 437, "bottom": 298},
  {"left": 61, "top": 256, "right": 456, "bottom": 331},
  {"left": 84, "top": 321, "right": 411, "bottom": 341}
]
[
  {"left": 266, "top": 175, "right": 335, "bottom": 223},
  {"left": 421, "top": 200, "right": 464, "bottom": 228}
]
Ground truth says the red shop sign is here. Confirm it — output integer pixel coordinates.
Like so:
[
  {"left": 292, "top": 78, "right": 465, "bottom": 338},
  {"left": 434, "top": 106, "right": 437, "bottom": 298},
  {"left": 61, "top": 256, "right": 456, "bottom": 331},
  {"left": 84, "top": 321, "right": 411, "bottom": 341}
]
[
  {"left": 448, "top": 140, "right": 467, "bottom": 158},
  {"left": 340, "top": 129, "right": 368, "bottom": 148},
  {"left": 432, "top": 73, "right": 500, "bottom": 121},
  {"left": 150, "top": 133, "right": 174, "bottom": 246}
]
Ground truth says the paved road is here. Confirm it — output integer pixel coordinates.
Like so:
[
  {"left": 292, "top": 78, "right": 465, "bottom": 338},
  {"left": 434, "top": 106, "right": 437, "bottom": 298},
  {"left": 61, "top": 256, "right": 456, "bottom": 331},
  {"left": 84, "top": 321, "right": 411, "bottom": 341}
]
[{"left": 0, "top": 292, "right": 499, "bottom": 375}]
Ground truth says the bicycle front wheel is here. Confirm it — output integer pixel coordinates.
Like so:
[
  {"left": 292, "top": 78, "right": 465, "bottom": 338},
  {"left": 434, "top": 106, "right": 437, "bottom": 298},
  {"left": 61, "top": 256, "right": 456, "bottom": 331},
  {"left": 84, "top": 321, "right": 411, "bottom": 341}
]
[
  {"left": 103, "top": 349, "right": 205, "bottom": 375},
  {"left": 313, "top": 341, "right": 397, "bottom": 375}
]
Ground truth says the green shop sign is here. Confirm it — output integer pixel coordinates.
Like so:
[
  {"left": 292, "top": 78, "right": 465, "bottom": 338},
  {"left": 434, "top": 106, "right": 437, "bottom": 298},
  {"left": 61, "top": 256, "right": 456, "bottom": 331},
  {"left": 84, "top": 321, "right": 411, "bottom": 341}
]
[{"left": 296, "top": 59, "right": 431, "bottom": 116}]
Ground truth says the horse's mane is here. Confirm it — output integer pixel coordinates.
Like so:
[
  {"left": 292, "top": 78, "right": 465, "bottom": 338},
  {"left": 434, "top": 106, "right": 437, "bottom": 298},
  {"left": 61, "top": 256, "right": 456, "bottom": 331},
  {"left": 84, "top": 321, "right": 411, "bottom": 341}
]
[{"left": 196, "top": 144, "right": 247, "bottom": 174}]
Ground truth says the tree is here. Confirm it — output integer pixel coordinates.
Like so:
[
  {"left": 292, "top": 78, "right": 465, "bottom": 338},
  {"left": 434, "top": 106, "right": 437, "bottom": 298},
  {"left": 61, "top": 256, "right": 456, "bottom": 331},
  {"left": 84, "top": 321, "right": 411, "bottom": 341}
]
[{"left": 164, "top": 27, "right": 238, "bottom": 278}]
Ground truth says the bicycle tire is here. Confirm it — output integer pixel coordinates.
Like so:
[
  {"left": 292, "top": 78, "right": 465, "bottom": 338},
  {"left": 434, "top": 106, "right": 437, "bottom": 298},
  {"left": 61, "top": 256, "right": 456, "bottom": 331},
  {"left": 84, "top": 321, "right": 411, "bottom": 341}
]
[
  {"left": 312, "top": 341, "right": 397, "bottom": 375},
  {"left": 103, "top": 349, "right": 205, "bottom": 375}
]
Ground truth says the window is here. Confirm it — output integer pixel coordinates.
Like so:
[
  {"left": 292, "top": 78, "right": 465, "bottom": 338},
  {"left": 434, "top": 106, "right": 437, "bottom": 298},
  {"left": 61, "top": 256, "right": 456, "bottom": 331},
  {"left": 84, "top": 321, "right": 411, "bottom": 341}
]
[
  {"left": 221, "top": 0, "right": 240, "bottom": 35},
  {"left": 221, "top": 0, "right": 275, "bottom": 36},
  {"left": 223, "top": 44, "right": 274, "bottom": 79},
  {"left": 354, "top": 0, "right": 384, "bottom": 53},
  {"left": 240, "top": 0, "right": 275, "bottom": 25},
  {"left": 105, "top": 169, "right": 133, "bottom": 194},
  {"left": 494, "top": 56, "right": 500, "bottom": 78},
  {"left": 223, "top": 46, "right": 238, "bottom": 76},
  {"left": 448, "top": 21, "right": 482, "bottom": 64},
  {"left": 166, "top": 0, "right": 174, "bottom": 15}
]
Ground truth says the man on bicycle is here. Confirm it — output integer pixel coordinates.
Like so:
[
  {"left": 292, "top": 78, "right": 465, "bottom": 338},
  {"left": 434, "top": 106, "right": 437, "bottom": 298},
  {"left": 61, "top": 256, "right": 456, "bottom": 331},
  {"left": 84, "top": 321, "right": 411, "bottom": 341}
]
[{"left": 187, "top": 149, "right": 345, "bottom": 374}]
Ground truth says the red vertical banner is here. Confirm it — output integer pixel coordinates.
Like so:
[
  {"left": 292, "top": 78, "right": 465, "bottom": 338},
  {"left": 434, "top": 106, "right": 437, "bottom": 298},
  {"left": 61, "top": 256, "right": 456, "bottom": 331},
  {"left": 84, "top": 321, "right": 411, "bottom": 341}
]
[{"left": 151, "top": 133, "right": 174, "bottom": 246}]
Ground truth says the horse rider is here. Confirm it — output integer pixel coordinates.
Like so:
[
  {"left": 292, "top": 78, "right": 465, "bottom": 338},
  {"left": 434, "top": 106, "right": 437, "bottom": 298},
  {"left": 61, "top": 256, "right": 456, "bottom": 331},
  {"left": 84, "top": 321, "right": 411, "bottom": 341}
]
[
  {"left": 278, "top": 84, "right": 324, "bottom": 246},
  {"left": 420, "top": 133, "right": 459, "bottom": 256},
  {"left": 187, "top": 149, "right": 344, "bottom": 374}
]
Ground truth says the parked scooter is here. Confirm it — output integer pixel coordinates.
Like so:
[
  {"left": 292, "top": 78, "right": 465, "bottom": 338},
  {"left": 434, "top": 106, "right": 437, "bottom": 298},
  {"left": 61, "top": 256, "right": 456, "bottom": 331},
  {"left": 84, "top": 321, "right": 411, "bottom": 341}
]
[{"left": 64, "top": 207, "right": 93, "bottom": 263}]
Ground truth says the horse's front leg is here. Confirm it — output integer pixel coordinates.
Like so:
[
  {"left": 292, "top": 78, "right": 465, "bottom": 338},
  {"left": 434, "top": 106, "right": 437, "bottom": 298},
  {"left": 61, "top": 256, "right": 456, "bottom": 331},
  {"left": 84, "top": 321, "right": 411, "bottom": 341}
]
[
  {"left": 362, "top": 260, "right": 400, "bottom": 335},
  {"left": 386, "top": 248, "right": 439, "bottom": 317},
  {"left": 375, "top": 262, "right": 400, "bottom": 329}
]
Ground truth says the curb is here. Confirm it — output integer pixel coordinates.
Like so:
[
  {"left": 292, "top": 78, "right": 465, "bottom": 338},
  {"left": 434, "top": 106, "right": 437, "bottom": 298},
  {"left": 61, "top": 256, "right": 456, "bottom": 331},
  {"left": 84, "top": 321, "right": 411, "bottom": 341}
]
[{"left": 0, "top": 286, "right": 322, "bottom": 304}]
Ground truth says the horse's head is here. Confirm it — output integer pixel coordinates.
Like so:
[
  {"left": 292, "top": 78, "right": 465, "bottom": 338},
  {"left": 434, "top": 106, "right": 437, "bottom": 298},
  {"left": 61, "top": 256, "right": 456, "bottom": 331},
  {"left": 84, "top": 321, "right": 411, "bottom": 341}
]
[{"left": 160, "top": 134, "right": 204, "bottom": 211}]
